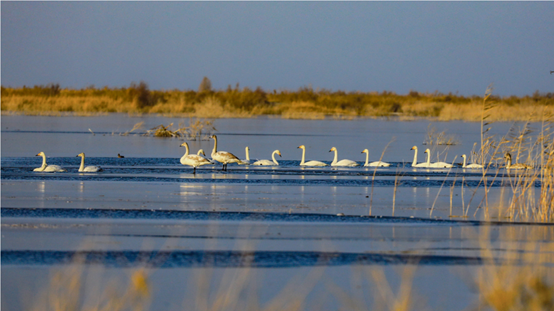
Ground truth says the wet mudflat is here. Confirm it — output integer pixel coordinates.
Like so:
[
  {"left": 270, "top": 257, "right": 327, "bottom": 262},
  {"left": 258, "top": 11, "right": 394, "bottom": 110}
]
[{"left": 2, "top": 115, "right": 553, "bottom": 310}]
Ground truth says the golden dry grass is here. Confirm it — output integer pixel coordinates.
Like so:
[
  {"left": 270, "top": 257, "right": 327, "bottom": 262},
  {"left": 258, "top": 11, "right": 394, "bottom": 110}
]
[{"left": 3, "top": 85, "right": 552, "bottom": 121}]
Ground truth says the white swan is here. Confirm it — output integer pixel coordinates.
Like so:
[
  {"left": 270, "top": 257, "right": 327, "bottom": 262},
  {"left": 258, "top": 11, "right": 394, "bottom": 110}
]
[
  {"left": 329, "top": 147, "right": 359, "bottom": 167},
  {"left": 196, "top": 149, "right": 212, "bottom": 160},
  {"left": 76, "top": 153, "right": 103, "bottom": 172},
  {"left": 504, "top": 152, "right": 533, "bottom": 170},
  {"left": 426, "top": 149, "right": 454, "bottom": 168},
  {"left": 239, "top": 146, "right": 251, "bottom": 165},
  {"left": 34, "top": 152, "right": 66, "bottom": 172},
  {"left": 180, "top": 142, "right": 213, "bottom": 174},
  {"left": 361, "top": 149, "right": 390, "bottom": 167},
  {"left": 253, "top": 150, "right": 281, "bottom": 166},
  {"left": 410, "top": 146, "right": 429, "bottom": 168},
  {"left": 210, "top": 135, "right": 246, "bottom": 171},
  {"left": 298, "top": 145, "right": 327, "bottom": 166},
  {"left": 461, "top": 154, "right": 483, "bottom": 169}
]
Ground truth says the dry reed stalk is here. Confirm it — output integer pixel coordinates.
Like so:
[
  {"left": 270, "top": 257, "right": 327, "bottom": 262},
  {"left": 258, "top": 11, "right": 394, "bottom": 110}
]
[
  {"left": 475, "top": 226, "right": 554, "bottom": 310},
  {"left": 423, "top": 125, "right": 459, "bottom": 146},
  {"left": 32, "top": 255, "right": 151, "bottom": 311},
  {"left": 392, "top": 162, "right": 406, "bottom": 217},
  {"left": 368, "top": 140, "right": 394, "bottom": 216},
  {"left": 367, "top": 266, "right": 418, "bottom": 311}
]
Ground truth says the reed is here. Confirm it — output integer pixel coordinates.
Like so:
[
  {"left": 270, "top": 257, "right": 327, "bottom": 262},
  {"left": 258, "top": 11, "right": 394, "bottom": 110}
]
[
  {"left": 423, "top": 125, "right": 460, "bottom": 146},
  {"left": 475, "top": 226, "right": 554, "bottom": 310},
  {"left": 139, "top": 118, "right": 216, "bottom": 140},
  {"left": 3, "top": 84, "right": 553, "bottom": 121}
]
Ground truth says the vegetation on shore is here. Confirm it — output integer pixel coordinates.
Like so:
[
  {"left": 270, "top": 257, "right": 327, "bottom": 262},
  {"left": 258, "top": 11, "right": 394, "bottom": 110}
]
[{"left": 2, "top": 80, "right": 553, "bottom": 121}]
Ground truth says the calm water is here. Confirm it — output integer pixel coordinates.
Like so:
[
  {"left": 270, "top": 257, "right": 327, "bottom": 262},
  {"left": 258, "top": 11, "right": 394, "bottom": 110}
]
[{"left": 2, "top": 115, "right": 552, "bottom": 311}]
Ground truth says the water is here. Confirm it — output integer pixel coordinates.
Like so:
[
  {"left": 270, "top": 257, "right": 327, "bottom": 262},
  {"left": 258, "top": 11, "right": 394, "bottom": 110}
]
[{"left": 2, "top": 114, "right": 552, "bottom": 310}]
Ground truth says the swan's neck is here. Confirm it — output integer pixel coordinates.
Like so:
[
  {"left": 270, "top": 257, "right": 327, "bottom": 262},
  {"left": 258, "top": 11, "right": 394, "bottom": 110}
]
[
  {"left": 183, "top": 144, "right": 189, "bottom": 157},
  {"left": 462, "top": 156, "right": 467, "bottom": 168},
  {"left": 272, "top": 151, "right": 278, "bottom": 165},
  {"left": 41, "top": 154, "right": 47, "bottom": 168},
  {"left": 332, "top": 149, "right": 338, "bottom": 165},
  {"left": 425, "top": 152, "right": 430, "bottom": 166},
  {"left": 506, "top": 156, "right": 511, "bottom": 168},
  {"left": 245, "top": 147, "right": 250, "bottom": 161},
  {"left": 364, "top": 152, "right": 369, "bottom": 166},
  {"left": 300, "top": 148, "right": 306, "bottom": 165},
  {"left": 79, "top": 155, "right": 85, "bottom": 171},
  {"left": 212, "top": 137, "right": 218, "bottom": 156},
  {"left": 412, "top": 149, "right": 418, "bottom": 166}
]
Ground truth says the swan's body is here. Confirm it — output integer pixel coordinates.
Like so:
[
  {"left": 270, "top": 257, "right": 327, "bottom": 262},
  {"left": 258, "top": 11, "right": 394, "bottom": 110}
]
[
  {"left": 210, "top": 135, "right": 246, "bottom": 170},
  {"left": 240, "top": 147, "right": 251, "bottom": 165},
  {"left": 76, "top": 153, "right": 103, "bottom": 172},
  {"left": 504, "top": 152, "right": 533, "bottom": 170},
  {"left": 180, "top": 142, "right": 213, "bottom": 174},
  {"left": 361, "top": 149, "right": 390, "bottom": 167},
  {"left": 34, "top": 152, "right": 66, "bottom": 172},
  {"left": 329, "top": 147, "right": 359, "bottom": 167},
  {"left": 461, "top": 154, "right": 483, "bottom": 169},
  {"left": 253, "top": 150, "right": 281, "bottom": 166},
  {"left": 410, "top": 146, "right": 430, "bottom": 168},
  {"left": 426, "top": 149, "right": 454, "bottom": 168},
  {"left": 298, "top": 145, "right": 327, "bottom": 166}
]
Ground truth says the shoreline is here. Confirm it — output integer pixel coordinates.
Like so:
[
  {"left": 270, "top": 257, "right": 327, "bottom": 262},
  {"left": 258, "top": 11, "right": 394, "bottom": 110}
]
[{"left": 1, "top": 110, "right": 550, "bottom": 123}]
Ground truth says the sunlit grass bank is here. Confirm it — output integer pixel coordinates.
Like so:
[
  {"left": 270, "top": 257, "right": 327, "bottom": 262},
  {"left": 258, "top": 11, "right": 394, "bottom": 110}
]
[{"left": 2, "top": 83, "right": 553, "bottom": 121}]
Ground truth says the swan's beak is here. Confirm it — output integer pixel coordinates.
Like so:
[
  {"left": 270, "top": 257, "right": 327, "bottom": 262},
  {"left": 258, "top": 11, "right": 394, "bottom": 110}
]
[{"left": 278, "top": 153, "right": 282, "bottom": 157}]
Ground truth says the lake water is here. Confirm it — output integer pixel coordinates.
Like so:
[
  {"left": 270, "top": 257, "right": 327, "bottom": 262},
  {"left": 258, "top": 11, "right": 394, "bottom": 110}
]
[{"left": 2, "top": 114, "right": 553, "bottom": 310}]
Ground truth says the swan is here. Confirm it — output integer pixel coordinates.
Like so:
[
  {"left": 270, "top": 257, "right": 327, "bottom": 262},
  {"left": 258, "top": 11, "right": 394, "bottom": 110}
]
[
  {"left": 361, "top": 149, "right": 391, "bottom": 167},
  {"left": 210, "top": 135, "right": 246, "bottom": 171},
  {"left": 461, "top": 154, "right": 483, "bottom": 169},
  {"left": 298, "top": 145, "right": 327, "bottom": 166},
  {"left": 239, "top": 146, "right": 251, "bottom": 165},
  {"left": 253, "top": 150, "right": 281, "bottom": 166},
  {"left": 117, "top": 153, "right": 125, "bottom": 158},
  {"left": 76, "top": 153, "right": 103, "bottom": 172},
  {"left": 329, "top": 147, "right": 359, "bottom": 167},
  {"left": 410, "top": 146, "right": 430, "bottom": 168},
  {"left": 196, "top": 149, "right": 214, "bottom": 163},
  {"left": 426, "top": 149, "right": 454, "bottom": 168},
  {"left": 34, "top": 152, "right": 66, "bottom": 172},
  {"left": 180, "top": 142, "right": 213, "bottom": 174},
  {"left": 504, "top": 152, "right": 533, "bottom": 170}
]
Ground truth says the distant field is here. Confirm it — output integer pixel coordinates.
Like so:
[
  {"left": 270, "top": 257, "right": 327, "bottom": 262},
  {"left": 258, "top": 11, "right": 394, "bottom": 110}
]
[{"left": 2, "top": 83, "right": 553, "bottom": 121}]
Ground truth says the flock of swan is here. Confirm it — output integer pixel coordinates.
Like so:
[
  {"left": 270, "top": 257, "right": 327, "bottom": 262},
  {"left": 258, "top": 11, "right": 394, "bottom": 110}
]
[
  {"left": 33, "top": 151, "right": 102, "bottom": 172},
  {"left": 33, "top": 134, "right": 533, "bottom": 174}
]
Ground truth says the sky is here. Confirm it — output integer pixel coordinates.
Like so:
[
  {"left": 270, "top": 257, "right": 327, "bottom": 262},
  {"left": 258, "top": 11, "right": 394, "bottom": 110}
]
[{"left": 1, "top": 1, "right": 553, "bottom": 96}]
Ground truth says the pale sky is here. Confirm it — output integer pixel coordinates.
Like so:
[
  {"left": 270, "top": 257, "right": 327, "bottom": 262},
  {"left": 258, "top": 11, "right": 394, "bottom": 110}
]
[{"left": 2, "top": 1, "right": 553, "bottom": 96}]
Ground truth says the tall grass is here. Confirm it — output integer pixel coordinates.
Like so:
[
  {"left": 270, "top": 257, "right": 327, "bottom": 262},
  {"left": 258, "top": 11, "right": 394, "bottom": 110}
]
[{"left": 2, "top": 84, "right": 553, "bottom": 120}]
